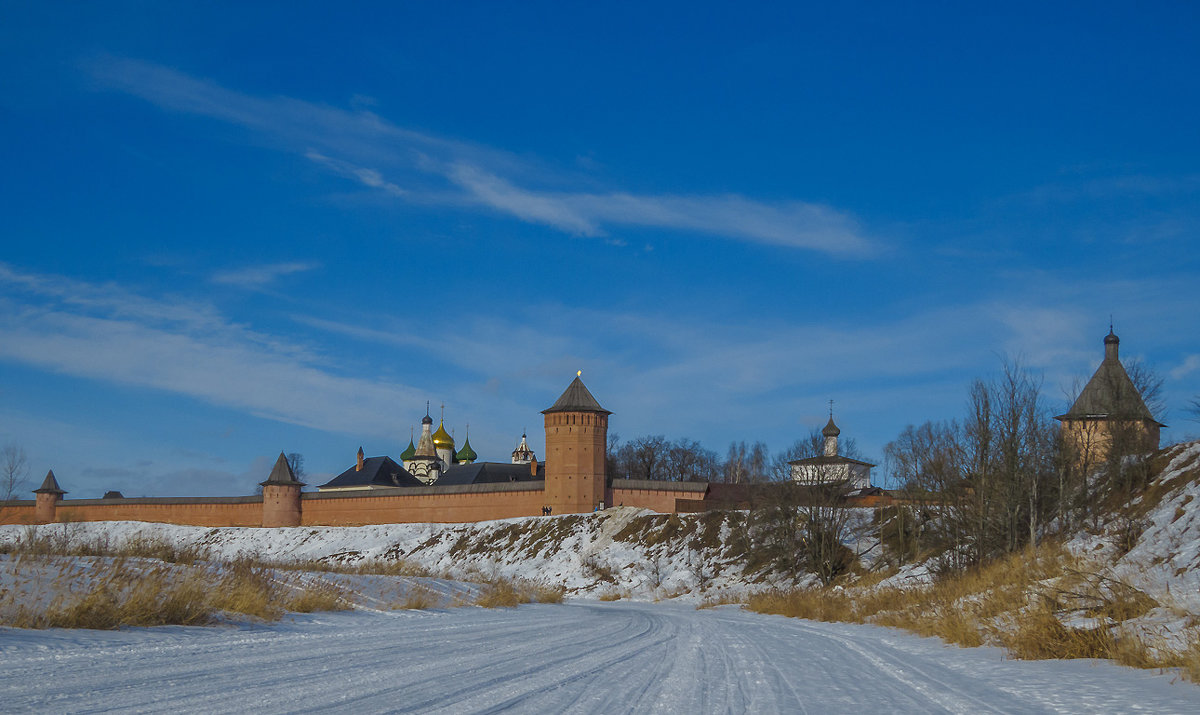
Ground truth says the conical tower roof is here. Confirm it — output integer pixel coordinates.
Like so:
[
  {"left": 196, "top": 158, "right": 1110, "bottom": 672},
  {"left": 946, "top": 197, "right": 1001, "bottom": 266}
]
[
  {"left": 1057, "top": 331, "right": 1160, "bottom": 424},
  {"left": 34, "top": 469, "right": 66, "bottom": 495},
  {"left": 260, "top": 452, "right": 305, "bottom": 487},
  {"left": 542, "top": 374, "right": 611, "bottom": 414}
]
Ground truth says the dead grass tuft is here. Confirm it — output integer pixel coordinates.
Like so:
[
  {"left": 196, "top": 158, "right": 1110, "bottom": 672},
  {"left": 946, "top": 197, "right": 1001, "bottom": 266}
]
[
  {"left": 533, "top": 585, "right": 565, "bottom": 604},
  {"left": 475, "top": 578, "right": 526, "bottom": 608},
  {"left": 393, "top": 584, "right": 440, "bottom": 610}
]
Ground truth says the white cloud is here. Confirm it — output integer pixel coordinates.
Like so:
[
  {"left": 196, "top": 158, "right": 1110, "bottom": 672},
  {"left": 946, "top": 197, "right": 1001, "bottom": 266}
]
[
  {"left": 89, "top": 57, "right": 879, "bottom": 257},
  {"left": 1171, "top": 355, "right": 1200, "bottom": 380},
  {"left": 211, "top": 261, "right": 320, "bottom": 288},
  {"left": 0, "top": 264, "right": 419, "bottom": 438}
]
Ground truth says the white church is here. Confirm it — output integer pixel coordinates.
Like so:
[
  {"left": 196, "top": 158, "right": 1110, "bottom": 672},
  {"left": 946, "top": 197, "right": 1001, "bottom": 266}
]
[{"left": 788, "top": 411, "right": 874, "bottom": 490}]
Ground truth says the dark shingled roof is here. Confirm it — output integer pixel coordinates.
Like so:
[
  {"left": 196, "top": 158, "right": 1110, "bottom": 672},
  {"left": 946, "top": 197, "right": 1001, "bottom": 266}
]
[
  {"left": 789, "top": 454, "right": 876, "bottom": 468},
  {"left": 1057, "top": 346, "right": 1160, "bottom": 424},
  {"left": 542, "top": 375, "right": 611, "bottom": 414},
  {"left": 319, "top": 456, "right": 423, "bottom": 489},
  {"left": 34, "top": 469, "right": 66, "bottom": 495},
  {"left": 260, "top": 452, "right": 306, "bottom": 487},
  {"left": 437, "top": 462, "right": 544, "bottom": 486}
]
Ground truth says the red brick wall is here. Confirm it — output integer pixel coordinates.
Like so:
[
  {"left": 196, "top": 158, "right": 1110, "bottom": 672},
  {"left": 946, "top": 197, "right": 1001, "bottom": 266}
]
[
  {"left": 301, "top": 488, "right": 548, "bottom": 526},
  {"left": 1, "top": 481, "right": 705, "bottom": 529},
  {"left": 609, "top": 486, "right": 705, "bottom": 513},
  {"left": 54, "top": 501, "right": 263, "bottom": 527}
]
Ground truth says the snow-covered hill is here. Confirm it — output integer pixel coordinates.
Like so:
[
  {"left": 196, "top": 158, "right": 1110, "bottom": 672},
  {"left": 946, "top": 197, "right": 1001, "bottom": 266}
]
[
  {"left": 0, "top": 507, "right": 781, "bottom": 602},
  {"left": 4, "top": 440, "right": 1198, "bottom": 614}
]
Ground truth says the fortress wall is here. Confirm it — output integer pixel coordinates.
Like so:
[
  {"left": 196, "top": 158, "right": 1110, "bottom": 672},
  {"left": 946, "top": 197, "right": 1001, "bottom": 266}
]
[
  {"left": 301, "top": 486, "right": 548, "bottom": 526},
  {"left": 53, "top": 499, "right": 263, "bottom": 527},
  {"left": 2, "top": 480, "right": 704, "bottom": 529},
  {"left": 0, "top": 502, "right": 38, "bottom": 526},
  {"left": 608, "top": 481, "right": 709, "bottom": 513}
]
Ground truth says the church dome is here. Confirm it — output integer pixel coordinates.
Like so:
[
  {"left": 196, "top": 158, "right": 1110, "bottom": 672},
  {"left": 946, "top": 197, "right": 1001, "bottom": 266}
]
[
  {"left": 822, "top": 416, "right": 841, "bottom": 437},
  {"left": 1104, "top": 329, "right": 1120, "bottom": 346},
  {"left": 421, "top": 413, "right": 433, "bottom": 426},
  {"left": 432, "top": 421, "right": 454, "bottom": 450},
  {"left": 456, "top": 437, "right": 478, "bottom": 463},
  {"left": 400, "top": 438, "right": 417, "bottom": 461}
]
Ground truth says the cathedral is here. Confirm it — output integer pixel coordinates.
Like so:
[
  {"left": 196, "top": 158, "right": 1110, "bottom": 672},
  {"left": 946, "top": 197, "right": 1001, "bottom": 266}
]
[{"left": 319, "top": 405, "right": 544, "bottom": 491}]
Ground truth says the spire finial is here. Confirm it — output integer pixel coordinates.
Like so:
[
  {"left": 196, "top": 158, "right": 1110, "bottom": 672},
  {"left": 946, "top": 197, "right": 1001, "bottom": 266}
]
[
  {"left": 440, "top": 402, "right": 445, "bottom": 422},
  {"left": 577, "top": 370, "right": 582, "bottom": 377},
  {"left": 425, "top": 400, "right": 430, "bottom": 416},
  {"left": 829, "top": 399, "right": 834, "bottom": 418}
]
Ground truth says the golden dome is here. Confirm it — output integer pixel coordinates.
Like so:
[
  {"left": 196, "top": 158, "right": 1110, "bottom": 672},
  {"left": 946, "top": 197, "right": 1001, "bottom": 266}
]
[{"left": 431, "top": 421, "right": 455, "bottom": 450}]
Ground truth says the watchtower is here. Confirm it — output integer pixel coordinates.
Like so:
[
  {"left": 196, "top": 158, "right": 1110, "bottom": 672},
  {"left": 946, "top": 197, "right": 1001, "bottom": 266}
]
[
  {"left": 1056, "top": 329, "right": 1164, "bottom": 468},
  {"left": 260, "top": 452, "right": 304, "bottom": 527},
  {"left": 542, "top": 373, "right": 610, "bottom": 514},
  {"left": 33, "top": 470, "right": 66, "bottom": 523}
]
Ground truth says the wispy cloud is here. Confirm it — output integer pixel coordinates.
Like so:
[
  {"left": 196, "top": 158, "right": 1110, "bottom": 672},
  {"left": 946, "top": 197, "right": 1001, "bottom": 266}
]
[
  {"left": 88, "top": 57, "right": 878, "bottom": 257},
  {"left": 0, "top": 263, "right": 419, "bottom": 438},
  {"left": 1171, "top": 355, "right": 1200, "bottom": 380},
  {"left": 211, "top": 261, "right": 320, "bottom": 288}
]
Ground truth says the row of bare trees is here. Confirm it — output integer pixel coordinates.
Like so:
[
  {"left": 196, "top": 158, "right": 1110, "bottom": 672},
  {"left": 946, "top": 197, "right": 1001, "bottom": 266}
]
[
  {"left": 883, "top": 359, "right": 1168, "bottom": 571},
  {"left": 607, "top": 429, "right": 868, "bottom": 485}
]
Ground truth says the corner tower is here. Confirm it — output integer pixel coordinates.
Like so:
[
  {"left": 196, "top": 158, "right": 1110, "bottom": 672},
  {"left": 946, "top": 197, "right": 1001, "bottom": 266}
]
[
  {"left": 261, "top": 452, "right": 304, "bottom": 527},
  {"left": 542, "top": 373, "right": 610, "bottom": 514},
  {"left": 1056, "top": 328, "right": 1165, "bottom": 468}
]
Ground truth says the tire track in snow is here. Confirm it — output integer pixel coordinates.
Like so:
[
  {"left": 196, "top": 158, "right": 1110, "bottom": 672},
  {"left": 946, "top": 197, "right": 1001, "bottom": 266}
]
[{"left": 3, "top": 601, "right": 1200, "bottom": 713}]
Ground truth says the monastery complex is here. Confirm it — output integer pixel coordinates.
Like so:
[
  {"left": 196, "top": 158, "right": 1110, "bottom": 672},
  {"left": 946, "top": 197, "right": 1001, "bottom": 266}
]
[{"left": 1, "top": 329, "right": 1161, "bottom": 529}]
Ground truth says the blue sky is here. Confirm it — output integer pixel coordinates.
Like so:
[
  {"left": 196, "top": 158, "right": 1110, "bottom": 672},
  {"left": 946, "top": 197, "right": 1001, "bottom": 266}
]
[{"left": 2, "top": 2, "right": 1198, "bottom": 496}]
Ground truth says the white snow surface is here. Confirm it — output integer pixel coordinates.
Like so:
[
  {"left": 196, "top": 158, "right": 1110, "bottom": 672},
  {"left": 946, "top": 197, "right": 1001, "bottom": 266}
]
[{"left": 3, "top": 601, "right": 1198, "bottom": 714}]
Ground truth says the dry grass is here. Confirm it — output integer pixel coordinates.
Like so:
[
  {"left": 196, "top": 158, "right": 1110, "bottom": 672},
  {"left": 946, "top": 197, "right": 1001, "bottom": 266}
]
[
  {"left": 597, "top": 591, "right": 623, "bottom": 601},
  {"left": 475, "top": 578, "right": 527, "bottom": 608},
  {"left": 0, "top": 550, "right": 359, "bottom": 629},
  {"left": 533, "top": 585, "right": 565, "bottom": 604},
  {"left": 696, "top": 593, "right": 744, "bottom": 610},
  {"left": 470, "top": 575, "right": 564, "bottom": 608},
  {"left": 283, "top": 580, "right": 350, "bottom": 613},
  {"left": 746, "top": 542, "right": 1200, "bottom": 678},
  {"left": 393, "top": 584, "right": 439, "bottom": 610}
]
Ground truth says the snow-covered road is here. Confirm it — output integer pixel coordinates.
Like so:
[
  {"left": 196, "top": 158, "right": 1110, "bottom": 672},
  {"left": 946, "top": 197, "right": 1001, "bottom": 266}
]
[{"left": 2, "top": 601, "right": 1197, "bottom": 714}]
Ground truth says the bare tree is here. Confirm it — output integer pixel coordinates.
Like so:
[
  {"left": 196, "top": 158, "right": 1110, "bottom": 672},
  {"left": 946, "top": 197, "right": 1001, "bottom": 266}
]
[
  {"left": 606, "top": 432, "right": 621, "bottom": 480},
  {"left": 663, "top": 438, "right": 719, "bottom": 482},
  {"left": 745, "top": 480, "right": 856, "bottom": 585},
  {"left": 615, "top": 435, "right": 669, "bottom": 480},
  {"left": 286, "top": 452, "right": 306, "bottom": 481},
  {"left": 2, "top": 443, "right": 29, "bottom": 502}
]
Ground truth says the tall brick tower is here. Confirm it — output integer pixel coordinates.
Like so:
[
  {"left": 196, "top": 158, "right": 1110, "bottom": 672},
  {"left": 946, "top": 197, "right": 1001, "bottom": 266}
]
[{"left": 543, "top": 373, "right": 610, "bottom": 514}]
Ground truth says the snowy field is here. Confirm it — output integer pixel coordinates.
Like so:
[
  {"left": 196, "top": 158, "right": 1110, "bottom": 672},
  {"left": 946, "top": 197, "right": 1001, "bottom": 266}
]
[{"left": 3, "top": 600, "right": 1199, "bottom": 714}]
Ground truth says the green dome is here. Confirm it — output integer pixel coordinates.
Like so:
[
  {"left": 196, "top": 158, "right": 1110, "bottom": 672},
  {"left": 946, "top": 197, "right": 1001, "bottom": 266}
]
[
  {"left": 400, "top": 438, "right": 417, "bottom": 461},
  {"left": 455, "top": 437, "right": 478, "bottom": 463}
]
